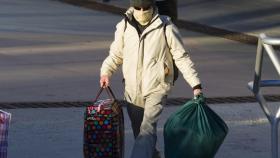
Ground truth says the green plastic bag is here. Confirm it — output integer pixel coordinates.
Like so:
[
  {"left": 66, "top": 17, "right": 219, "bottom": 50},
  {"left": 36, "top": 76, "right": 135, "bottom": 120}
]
[{"left": 164, "top": 94, "right": 228, "bottom": 158}]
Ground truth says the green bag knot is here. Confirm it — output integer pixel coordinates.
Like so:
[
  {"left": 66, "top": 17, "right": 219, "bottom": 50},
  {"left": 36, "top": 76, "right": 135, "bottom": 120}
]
[{"left": 193, "top": 93, "right": 205, "bottom": 105}]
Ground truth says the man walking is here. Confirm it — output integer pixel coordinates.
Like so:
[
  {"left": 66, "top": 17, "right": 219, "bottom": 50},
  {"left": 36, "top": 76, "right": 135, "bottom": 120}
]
[{"left": 100, "top": 0, "right": 202, "bottom": 157}]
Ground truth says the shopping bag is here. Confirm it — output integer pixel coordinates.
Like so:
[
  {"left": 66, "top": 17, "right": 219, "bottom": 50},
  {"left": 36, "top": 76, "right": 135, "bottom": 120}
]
[
  {"left": 164, "top": 94, "right": 228, "bottom": 158},
  {"left": 83, "top": 87, "right": 124, "bottom": 158},
  {"left": 0, "top": 110, "right": 12, "bottom": 158}
]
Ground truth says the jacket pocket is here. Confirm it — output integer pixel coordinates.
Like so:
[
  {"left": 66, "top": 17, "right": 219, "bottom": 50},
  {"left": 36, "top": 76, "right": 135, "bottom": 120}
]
[
  {"left": 157, "top": 61, "right": 165, "bottom": 83},
  {"left": 164, "top": 63, "right": 170, "bottom": 76},
  {"left": 163, "top": 59, "right": 174, "bottom": 84},
  {"left": 157, "top": 62, "right": 172, "bottom": 92}
]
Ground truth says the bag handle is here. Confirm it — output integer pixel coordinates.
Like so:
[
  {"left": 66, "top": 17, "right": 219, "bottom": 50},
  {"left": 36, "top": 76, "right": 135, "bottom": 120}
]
[
  {"left": 193, "top": 93, "right": 206, "bottom": 104},
  {"left": 93, "top": 86, "right": 116, "bottom": 103}
]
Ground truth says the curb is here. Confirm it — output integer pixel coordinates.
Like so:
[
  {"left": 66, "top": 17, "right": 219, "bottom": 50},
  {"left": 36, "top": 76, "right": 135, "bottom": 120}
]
[{"left": 1, "top": 95, "right": 280, "bottom": 109}]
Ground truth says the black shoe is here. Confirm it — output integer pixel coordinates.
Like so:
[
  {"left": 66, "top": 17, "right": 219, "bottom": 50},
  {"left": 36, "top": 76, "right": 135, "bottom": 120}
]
[{"left": 153, "top": 149, "right": 161, "bottom": 158}]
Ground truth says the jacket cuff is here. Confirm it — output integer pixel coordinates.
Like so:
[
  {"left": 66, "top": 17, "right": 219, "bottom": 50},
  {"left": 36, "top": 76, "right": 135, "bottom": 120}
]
[
  {"left": 192, "top": 84, "right": 202, "bottom": 90},
  {"left": 100, "top": 70, "right": 112, "bottom": 77}
]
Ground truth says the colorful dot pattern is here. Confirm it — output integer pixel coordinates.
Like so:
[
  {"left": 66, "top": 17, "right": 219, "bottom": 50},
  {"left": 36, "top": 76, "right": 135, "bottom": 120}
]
[{"left": 84, "top": 99, "right": 124, "bottom": 158}]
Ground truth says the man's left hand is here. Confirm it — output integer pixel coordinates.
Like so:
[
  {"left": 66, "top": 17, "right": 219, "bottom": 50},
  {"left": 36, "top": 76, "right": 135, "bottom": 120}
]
[{"left": 193, "top": 89, "right": 202, "bottom": 96}]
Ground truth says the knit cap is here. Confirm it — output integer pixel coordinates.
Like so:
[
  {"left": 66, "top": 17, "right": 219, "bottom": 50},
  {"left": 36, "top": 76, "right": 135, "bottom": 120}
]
[{"left": 130, "top": 0, "right": 155, "bottom": 8}]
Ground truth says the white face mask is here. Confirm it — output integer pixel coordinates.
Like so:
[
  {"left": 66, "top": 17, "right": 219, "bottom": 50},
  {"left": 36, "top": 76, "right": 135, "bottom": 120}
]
[{"left": 133, "top": 7, "right": 154, "bottom": 26}]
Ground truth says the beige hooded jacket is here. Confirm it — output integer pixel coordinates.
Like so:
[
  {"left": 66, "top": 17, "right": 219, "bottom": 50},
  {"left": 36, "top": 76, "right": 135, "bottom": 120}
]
[{"left": 100, "top": 8, "right": 201, "bottom": 107}]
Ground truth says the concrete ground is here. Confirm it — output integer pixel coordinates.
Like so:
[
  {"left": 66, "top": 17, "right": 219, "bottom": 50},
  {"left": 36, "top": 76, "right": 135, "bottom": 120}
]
[
  {"left": 1, "top": 0, "right": 280, "bottom": 158},
  {"left": 4, "top": 102, "right": 280, "bottom": 158}
]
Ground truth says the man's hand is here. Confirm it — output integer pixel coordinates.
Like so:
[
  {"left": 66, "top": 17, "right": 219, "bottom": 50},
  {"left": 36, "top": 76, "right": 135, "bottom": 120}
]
[
  {"left": 100, "top": 75, "right": 110, "bottom": 88},
  {"left": 0, "top": 114, "right": 4, "bottom": 124},
  {"left": 193, "top": 88, "right": 202, "bottom": 96}
]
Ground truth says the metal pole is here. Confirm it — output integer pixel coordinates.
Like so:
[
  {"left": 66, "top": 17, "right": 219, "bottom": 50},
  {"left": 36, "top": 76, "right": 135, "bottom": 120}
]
[
  {"left": 263, "top": 44, "right": 280, "bottom": 76},
  {"left": 261, "top": 33, "right": 280, "bottom": 45},
  {"left": 271, "top": 119, "right": 279, "bottom": 158},
  {"left": 253, "top": 36, "right": 264, "bottom": 94},
  {"left": 248, "top": 33, "right": 280, "bottom": 158},
  {"left": 255, "top": 93, "right": 272, "bottom": 124}
]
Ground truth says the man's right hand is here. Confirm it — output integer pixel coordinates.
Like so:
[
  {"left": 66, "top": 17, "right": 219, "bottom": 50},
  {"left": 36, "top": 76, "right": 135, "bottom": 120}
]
[{"left": 100, "top": 75, "right": 110, "bottom": 88}]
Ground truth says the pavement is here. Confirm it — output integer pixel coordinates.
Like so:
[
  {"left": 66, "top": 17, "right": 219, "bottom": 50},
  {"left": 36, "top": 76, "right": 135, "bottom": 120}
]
[
  {"left": 4, "top": 103, "right": 279, "bottom": 158},
  {"left": 0, "top": 0, "right": 280, "bottom": 158}
]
